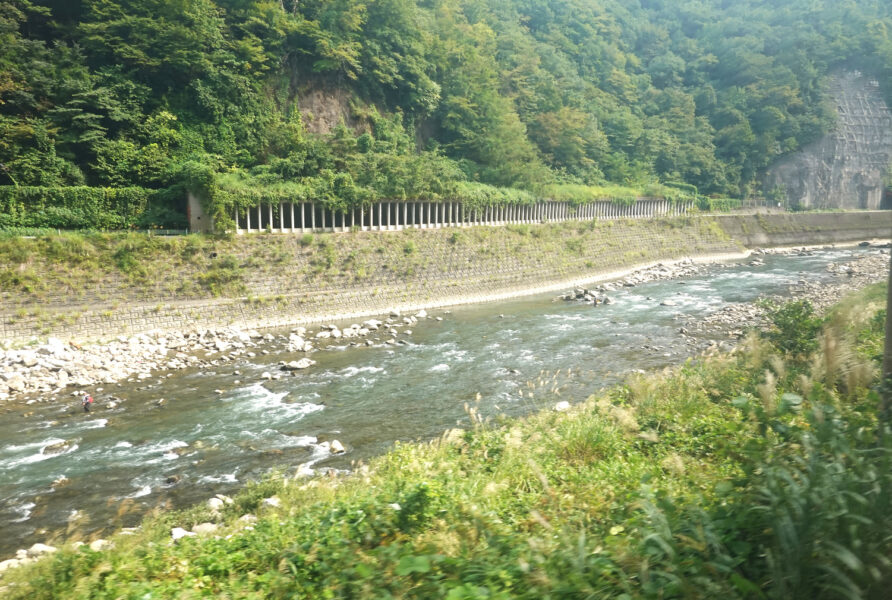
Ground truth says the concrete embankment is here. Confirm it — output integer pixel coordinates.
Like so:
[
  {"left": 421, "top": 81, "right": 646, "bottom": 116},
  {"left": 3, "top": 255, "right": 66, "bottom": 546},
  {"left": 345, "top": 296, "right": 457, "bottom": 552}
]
[{"left": 0, "top": 211, "right": 889, "bottom": 345}]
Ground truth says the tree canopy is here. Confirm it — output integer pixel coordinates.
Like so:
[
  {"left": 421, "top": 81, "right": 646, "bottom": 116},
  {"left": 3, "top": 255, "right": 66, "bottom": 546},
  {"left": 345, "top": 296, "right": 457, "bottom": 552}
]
[{"left": 1, "top": 0, "right": 892, "bottom": 222}]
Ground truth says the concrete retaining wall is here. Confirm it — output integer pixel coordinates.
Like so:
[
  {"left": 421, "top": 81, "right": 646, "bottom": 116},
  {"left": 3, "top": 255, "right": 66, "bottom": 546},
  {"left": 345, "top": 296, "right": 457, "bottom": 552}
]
[{"left": 2, "top": 212, "right": 889, "bottom": 344}]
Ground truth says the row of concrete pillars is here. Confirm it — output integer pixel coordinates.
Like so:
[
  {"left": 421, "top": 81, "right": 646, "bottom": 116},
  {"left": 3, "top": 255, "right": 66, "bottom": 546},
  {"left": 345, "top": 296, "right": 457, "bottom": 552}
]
[{"left": 233, "top": 199, "right": 693, "bottom": 234}]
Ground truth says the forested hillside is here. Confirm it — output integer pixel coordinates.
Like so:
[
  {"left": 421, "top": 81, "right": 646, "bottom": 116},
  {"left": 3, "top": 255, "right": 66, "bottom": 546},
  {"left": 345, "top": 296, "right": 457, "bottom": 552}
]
[{"left": 2, "top": 0, "right": 892, "bottom": 226}]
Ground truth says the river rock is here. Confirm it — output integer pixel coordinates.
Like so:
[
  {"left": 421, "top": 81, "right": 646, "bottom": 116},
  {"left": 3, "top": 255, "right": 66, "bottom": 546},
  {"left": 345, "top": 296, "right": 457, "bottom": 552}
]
[
  {"left": 262, "top": 496, "right": 281, "bottom": 508},
  {"left": 43, "top": 440, "right": 74, "bottom": 455},
  {"left": 27, "top": 543, "right": 57, "bottom": 558},
  {"left": 660, "top": 300, "right": 677, "bottom": 306},
  {"left": 89, "top": 539, "right": 112, "bottom": 552},
  {"left": 193, "top": 522, "right": 218, "bottom": 536},
  {"left": 330, "top": 439, "right": 346, "bottom": 454},
  {"left": 6, "top": 375, "right": 25, "bottom": 392},
  {"left": 0, "top": 559, "right": 21, "bottom": 573},
  {"left": 207, "top": 497, "right": 225, "bottom": 513},
  {"left": 171, "top": 527, "right": 195, "bottom": 541},
  {"left": 282, "top": 358, "right": 316, "bottom": 371}
]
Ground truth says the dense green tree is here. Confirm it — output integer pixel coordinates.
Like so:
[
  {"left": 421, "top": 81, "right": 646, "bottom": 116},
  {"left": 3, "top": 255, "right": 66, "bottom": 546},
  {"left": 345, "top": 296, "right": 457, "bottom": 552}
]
[{"left": 2, "top": 0, "right": 892, "bottom": 215}]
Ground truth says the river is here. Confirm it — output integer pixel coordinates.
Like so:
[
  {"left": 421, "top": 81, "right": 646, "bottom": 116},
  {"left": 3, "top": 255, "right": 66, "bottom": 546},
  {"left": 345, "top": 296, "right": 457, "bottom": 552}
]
[{"left": 0, "top": 246, "right": 881, "bottom": 557}]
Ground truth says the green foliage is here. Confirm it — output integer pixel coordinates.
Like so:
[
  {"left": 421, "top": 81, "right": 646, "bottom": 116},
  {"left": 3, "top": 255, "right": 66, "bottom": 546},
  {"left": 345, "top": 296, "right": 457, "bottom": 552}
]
[
  {"left": 0, "top": 186, "right": 150, "bottom": 229},
  {"left": 3, "top": 0, "right": 892, "bottom": 219},
  {"left": 762, "top": 299, "right": 824, "bottom": 356},
  {"left": 697, "top": 197, "right": 744, "bottom": 212}
]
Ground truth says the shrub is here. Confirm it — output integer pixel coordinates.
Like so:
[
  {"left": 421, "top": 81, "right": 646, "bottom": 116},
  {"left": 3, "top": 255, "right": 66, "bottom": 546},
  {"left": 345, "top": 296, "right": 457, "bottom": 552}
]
[{"left": 762, "top": 299, "right": 823, "bottom": 356}]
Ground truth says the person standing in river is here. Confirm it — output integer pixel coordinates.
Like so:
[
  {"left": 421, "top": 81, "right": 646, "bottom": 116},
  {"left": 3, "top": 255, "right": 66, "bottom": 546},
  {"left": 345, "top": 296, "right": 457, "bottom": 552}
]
[{"left": 82, "top": 393, "right": 93, "bottom": 412}]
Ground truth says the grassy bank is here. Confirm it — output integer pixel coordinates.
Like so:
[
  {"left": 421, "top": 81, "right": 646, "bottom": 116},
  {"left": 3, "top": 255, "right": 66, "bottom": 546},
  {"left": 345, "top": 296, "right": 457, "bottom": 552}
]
[
  {"left": 3, "top": 284, "right": 890, "bottom": 598},
  {"left": 0, "top": 218, "right": 732, "bottom": 307}
]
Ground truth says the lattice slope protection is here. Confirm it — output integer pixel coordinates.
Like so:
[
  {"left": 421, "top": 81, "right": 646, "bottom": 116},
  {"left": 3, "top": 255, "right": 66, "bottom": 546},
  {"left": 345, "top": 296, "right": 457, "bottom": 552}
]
[{"left": 765, "top": 71, "right": 892, "bottom": 209}]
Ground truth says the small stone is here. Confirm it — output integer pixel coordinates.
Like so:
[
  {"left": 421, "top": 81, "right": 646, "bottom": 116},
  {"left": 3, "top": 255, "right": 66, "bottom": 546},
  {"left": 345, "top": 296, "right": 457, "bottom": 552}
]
[
  {"left": 660, "top": 300, "right": 677, "bottom": 306},
  {"left": 554, "top": 401, "right": 571, "bottom": 412}
]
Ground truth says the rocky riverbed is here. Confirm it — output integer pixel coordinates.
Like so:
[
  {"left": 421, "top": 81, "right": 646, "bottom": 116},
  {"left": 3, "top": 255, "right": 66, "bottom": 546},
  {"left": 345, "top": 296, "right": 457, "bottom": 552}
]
[
  {"left": 559, "top": 244, "right": 890, "bottom": 352},
  {"left": 679, "top": 246, "right": 890, "bottom": 343},
  {"left": 0, "top": 309, "right": 438, "bottom": 404}
]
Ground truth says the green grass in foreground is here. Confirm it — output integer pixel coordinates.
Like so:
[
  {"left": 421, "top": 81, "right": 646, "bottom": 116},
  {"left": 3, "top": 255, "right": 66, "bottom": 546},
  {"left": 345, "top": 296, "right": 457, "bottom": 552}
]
[{"left": 3, "top": 285, "right": 891, "bottom": 599}]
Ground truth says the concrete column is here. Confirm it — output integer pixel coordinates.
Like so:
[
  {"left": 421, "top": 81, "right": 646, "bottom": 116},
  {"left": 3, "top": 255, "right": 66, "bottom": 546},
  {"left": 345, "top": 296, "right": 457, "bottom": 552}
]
[
  {"left": 377, "top": 202, "right": 382, "bottom": 231},
  {"left": 310, "top": 202, "right": 315, "bottom": 230},
  {"left": 279, "top": 203, "right": 284, "bottom": 232},
  {"left": 256, "top": 204, "right": 261, "bottom": 231},
  {"left": 246, "top": 205, "right": 251, "bottom": 231},
  {"left": 289, "top": 203, "right": 294, "bottom": 232},
  {"left": 234, "top": 206, "right": 240, "bottom": 233}
]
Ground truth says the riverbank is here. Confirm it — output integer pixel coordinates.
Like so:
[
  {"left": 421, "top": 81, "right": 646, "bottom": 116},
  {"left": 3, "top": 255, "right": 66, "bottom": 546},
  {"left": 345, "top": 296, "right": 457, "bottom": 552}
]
[
  {"left": 2, "top": 243, "right": 887, "bottom": 404},
  {"left": 1, "top": 212, "right": 889, "bottom": 347},
  {"left": 2, "top": 282, "right": 888, "bottom": 598}
]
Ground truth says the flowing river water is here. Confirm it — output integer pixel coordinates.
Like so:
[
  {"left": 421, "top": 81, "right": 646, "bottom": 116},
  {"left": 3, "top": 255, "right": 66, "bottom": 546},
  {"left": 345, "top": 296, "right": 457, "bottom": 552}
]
[{"left": 0, "top": 247, "right": 880, "bottom": 556}]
